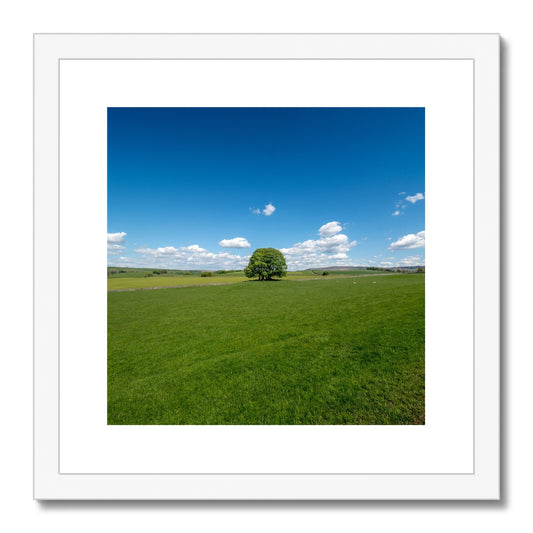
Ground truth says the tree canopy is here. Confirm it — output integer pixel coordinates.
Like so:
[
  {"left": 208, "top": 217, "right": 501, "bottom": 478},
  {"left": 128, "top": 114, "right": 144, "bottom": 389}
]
[{"left": 244, "top": 248, "right": 287, "bottom": 281}]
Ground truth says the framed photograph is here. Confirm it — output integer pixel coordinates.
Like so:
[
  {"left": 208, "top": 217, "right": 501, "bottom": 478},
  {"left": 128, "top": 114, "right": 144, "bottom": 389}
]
[{"left": 34, "top": 33, "right": 500, "bottom": 500}]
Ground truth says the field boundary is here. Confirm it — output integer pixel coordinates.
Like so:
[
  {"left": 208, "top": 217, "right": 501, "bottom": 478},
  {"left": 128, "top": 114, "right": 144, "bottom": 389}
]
[
  {"left": 293, "top": 273, "right": 398, "bottom": 282},
  {"left": 107, "top": 272, "right": 403, "bottom": 292},
  {"left": 108, "top": 281, "right": 244, "bottom": 292}
]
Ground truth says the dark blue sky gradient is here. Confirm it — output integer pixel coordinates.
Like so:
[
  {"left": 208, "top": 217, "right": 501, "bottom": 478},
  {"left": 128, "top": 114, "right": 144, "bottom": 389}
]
[{"left": 108, "top": 107, "right": 425, "bottom": 269}]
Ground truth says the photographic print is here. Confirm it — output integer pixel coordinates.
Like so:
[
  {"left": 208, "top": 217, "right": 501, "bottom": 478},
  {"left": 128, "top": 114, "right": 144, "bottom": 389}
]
[
  {"left": 107, "top": 107, "right": 425, "bottom": 425},
  {"left": 35, "top": 33, "right": 499, "bottom": 500}
]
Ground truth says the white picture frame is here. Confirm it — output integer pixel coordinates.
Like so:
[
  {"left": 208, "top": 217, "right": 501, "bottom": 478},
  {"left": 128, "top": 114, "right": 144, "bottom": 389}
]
[{"left": 34, "top": 33, "right": 500, "bottom": 500}]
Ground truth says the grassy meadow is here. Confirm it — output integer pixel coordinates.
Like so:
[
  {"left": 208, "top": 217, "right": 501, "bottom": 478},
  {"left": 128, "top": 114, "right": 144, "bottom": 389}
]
[
  {"left": 108, "top": 273, "right": 424, "bottom": 425},
  {"left": 107, "top": 267, "right": 394, "bottom": 291}
]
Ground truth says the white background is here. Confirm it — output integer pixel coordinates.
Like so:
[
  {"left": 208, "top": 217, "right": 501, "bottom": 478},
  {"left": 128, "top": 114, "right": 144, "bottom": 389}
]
[
  {"left": 59, "top": 59, "right": 472, "bottom": 475},
  {"left": 0, "top": 0, "right": 528, "bottom": 531}
]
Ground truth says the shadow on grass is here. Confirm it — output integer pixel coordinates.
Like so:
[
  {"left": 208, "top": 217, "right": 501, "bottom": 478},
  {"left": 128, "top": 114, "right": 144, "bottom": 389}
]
[{"left": 248, "top": 278, "right": 284, "bottom": 282}]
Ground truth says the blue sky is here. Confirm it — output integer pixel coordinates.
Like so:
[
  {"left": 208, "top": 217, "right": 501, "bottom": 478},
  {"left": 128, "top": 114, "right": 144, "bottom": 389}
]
[{"left": 108, "top": 107, "right": 425, "bottom": 271}]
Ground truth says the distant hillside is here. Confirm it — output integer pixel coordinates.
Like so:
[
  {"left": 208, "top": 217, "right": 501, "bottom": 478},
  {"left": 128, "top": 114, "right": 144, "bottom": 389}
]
[
  {"left": 305, "top": 265, "right": 424, "bottom": 272},
  {"left": 306, "top": 265, "right": 367, "bottom": 271}
]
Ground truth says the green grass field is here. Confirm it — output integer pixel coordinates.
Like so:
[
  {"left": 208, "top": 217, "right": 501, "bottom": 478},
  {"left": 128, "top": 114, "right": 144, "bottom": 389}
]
[
  {"left": 107, "top": 267, "right": 245, "bottom": 278},
  {"left": 107, "top": 274, "right": 247, "bottom": 290},
  {"left": 108, "top": 274, "right": 424, "bottom": 425},
  {"left": 107, "top": 269, "right": 393, "bottom": 290}
]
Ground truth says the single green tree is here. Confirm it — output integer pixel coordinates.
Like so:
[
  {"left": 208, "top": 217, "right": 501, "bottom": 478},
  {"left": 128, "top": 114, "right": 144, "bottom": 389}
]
[{"left": 244, "top": 248, "right": 287, "bottom": 281}]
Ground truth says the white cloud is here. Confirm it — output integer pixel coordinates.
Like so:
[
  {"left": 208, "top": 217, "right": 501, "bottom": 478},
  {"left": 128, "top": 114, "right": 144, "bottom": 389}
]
[
  {"left": 263, "top": 203, "right": 276, "bottom": 216},
  {"left": 252, "top": 203, "right": 276, "bottom": 216},
  {"left": 107, "top": 256, "right": 134, "bottom": 266},
  {"left": 107, "top": 244, "right": 126, "bottom": 255},
  {"left": 397, "top": 255, "right": 424, "bottom": 267},
  {"left": 282, "top": 252, "right": 354, "bottom": 270},
  {"left": 318, "top": 221, "right": 342, "bottom": 237},
  {"left": 108, "top": 257, "right": 134, "bottom": 267},
  {"left": 392, "top": 192, "right": 424, "bottom": 214},
  {"left": 318, "top": 234, "right": 356, "bottom": 253},
  {"left": 133, "top": 243, "right": 250, "bottom": 269},
  {"left": 389, "top": 230, "right": 425, "bottom": 250},
  {"left": 375, "top": 257, "right": 425, "bottom": 268},
  {"left": 405, "top": 192, "right": 425, "bottom": 203},
  {"left": 136, "top": 246, "right": 178, "bottom": 255},
  {"left": 184, "top": 244, "right": 207, "bottom": 252},
  {"left": 281, "top": 233, "right": 356, "bottom": 257},
  {"left": 107, "top": 232, "right": 126, "bottom": 243},
  {"left": 218, "top": 237, "right": 251, "bottom": 248},
  {"left": 279, "top": 221, "right": 356, "bottom": 269},
  {"left": 107, "top": 232, "right": 127, "bottom": 254},
  {"left": 107, "top": 231, "right": 127, "bottom": 255}
]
